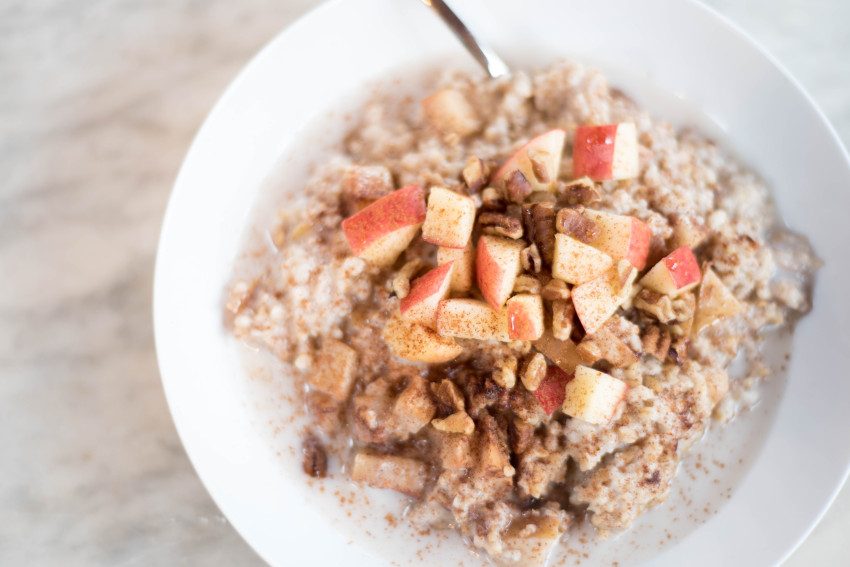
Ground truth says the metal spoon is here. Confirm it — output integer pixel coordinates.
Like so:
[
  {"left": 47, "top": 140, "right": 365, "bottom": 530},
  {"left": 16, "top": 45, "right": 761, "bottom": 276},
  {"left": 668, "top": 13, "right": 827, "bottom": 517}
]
[{"left": 419, "top": 0, "right": 510, "bottom": 79}]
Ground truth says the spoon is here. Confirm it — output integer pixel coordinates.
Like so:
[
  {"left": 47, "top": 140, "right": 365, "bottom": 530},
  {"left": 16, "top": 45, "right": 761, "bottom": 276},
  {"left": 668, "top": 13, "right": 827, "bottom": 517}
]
[{"left": 419, "top": 0, "right": 511, "bottom": 79}]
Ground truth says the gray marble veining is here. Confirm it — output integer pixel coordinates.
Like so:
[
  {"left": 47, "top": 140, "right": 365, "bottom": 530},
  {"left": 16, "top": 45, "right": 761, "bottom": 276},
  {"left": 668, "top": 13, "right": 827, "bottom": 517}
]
[{"left": 1, "top": 0, "right": 848, "bottom": 565}]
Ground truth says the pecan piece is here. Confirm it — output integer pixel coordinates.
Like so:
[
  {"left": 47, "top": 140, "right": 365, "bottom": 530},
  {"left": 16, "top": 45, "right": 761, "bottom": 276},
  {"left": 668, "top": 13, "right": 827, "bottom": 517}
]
[
  {"left": 558, "top": 176, "right": 600, "bottom": 206},
  {"left": 642, "top": 324, "right": 672, "bottom": 361},
  {"left": 301, "top": 436, "right": 328, "bottom": 478},
  {"left": 432, "top": 379, "right": 466, "bottom": 413},
  {"left": 555, "top": 208, "right": 600, "bottom": 243},
  {"left": 462, "top": 156, "right": 490, "bottom": 192},
  {"left": 668, "top": 336, "right": 689, "bottom": 366},
  {"left": 480, "top": 212, "right": 524, "bottom": 239},
  {"left": 514, "top": 274, "right": 542, "bottom": 294},
  {"left": 521, "top": 243, "right": 542, "bottom": 273},
  {"left": 540, "top": 279, "right": 570, "bottom": 301},
  {"left": 505, "top": 169, "right": 533, "bottom": 203},
  {"left": 530, "top": 202, "right": 556, "bottom": 265},
  {"left": 481, "top": 187, "right": 507, "bottom": 210}
]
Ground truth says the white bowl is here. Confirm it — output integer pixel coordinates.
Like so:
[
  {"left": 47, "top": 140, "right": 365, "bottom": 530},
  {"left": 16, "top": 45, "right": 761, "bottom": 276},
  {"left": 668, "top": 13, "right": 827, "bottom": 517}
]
[{"left": 154, "top": 0, "right": 850, "bottom": 565}]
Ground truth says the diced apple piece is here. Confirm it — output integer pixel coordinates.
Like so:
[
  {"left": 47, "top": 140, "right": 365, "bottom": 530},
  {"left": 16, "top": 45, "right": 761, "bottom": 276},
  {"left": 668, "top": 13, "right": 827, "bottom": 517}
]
[
  {"left": 351, "top": 452, "right": 428, "bottom": 499},
  {"left": 393, "top": 376, "right": 437, "bottom": 435},
  {"left": 572, "top": 261, "right": 638, "bottom": 334},
  {"left": 382, "top": 313, "right": 463, "bottom": 363},
  {"left": 532, "top": 365, "right": 573, "bottom": 416},
  {"left": 693, "top": 267, "right": 743, "bottom": 335},
  {"left": 572, "top": 123, "right": 639, "bottom": 181},
  {"left": 639, "top": 246, "right": 701, "bottom": 296},
  {"left": 307, "top": 338, "right": 357, "bottom": 400},
  {"left": 422, "top": 187, "right": 476, "bottom": 248},
  {"left": 341, "top": 185, "right": 426, "bottom": 267},
  {"left": 436, "top": 298, "right": 510, "bottom": 342},
  {"left": 562, "top": 366, "right": 628, "bottom": 425},
  {"left": 582, "top": 209, "right": 651, "bottom": 270},
  {"left": 435, "top": 431, "right": 473, "bottom": 470},
  {"left": 422, "top": 88, "right": 480, "bottom": 137},
  {"left": 507, "top": 294, "right": 545, "bottom": 341},
  {"left": 532, "top": 331, "right": 583, "bottom": 375},
  {"left": 437, "top": 240, "right": 475, "bottom": 291},
  {"left": 400, "top": 261, "right": 455, "bottom": 329},
  {"left": 493, "top": 129, "right": 567, "bottom": 193},
  {"left": 498, "top": 514, "right": 564, "bottom": 567},
  {"left": 341, "top": 164, "right": 394, "bottom": 212},
  {"left": 476, "top": 235, "right": 525, "bottom": 309},
  {"left": 551, "top": 233, "right": 613, "bottom": 285}
]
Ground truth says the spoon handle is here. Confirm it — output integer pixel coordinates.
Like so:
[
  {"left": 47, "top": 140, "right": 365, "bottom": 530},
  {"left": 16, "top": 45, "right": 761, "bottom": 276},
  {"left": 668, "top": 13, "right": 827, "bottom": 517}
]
[{"left": 420, "top": 0, "right": 510, "bottom": 78}]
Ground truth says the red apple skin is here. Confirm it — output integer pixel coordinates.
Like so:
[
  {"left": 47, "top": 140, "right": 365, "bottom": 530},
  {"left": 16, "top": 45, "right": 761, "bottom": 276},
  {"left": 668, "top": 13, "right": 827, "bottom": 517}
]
[
  {"left": 507, "top": 294, "right": 544, "bottom": 341},
  {"left": 626, "top": 218, "right": 652, "bottom": 270},
  {"left": 573, "top": 125, "right": 618, "bottom": 181},
  {"left": 341, "top": 185, "right": 426, "bottom": 255},
  {"left": 533, "top": 365, "right": 574, "bottom": 416},
  {"left": 475, "top": 235, "right": 523, "bottom": 310},
  {"left": 493, "top": 129, "right": 567, "bottom": 191},
  {"left": 664, "top": 246, "right": 701, "bottom": 288},
  {"left": 399, "top": 261, "right": 455, "bottom": 318}
]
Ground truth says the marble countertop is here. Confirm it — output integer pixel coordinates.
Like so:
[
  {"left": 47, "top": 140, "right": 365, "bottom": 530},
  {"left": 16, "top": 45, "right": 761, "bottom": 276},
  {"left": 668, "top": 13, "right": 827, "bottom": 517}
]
[{"left": 2, "top": 0, "right": 848, "bottom": 564}]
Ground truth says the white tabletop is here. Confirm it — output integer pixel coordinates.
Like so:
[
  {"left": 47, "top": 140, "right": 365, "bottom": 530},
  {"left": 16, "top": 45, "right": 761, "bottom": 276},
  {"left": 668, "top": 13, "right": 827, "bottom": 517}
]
[{"left": 2, "top": 0, "right": 847, "bottom": 565}]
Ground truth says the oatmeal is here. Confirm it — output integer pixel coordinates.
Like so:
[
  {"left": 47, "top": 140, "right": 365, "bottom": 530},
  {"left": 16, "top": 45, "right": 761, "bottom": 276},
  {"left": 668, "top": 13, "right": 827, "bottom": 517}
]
[{"left": 226, "top": 61, "right": 817, "bottom": 566}]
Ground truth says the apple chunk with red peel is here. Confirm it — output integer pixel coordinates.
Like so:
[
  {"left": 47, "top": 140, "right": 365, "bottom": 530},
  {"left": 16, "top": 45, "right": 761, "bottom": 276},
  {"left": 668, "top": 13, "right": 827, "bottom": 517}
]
[
  {"left": 552, "top": 233, "right": 613, "bottom": 285},
  {"left": 533, "top": 365, "right": 573, "bottom": 416},
  {"left": 437, "top": 241, "right": 475, "bottom": 291},
  {"left": 562, "top": 366, "right": 628, "bottom": 425},
  {"left": 422, "top": 187, "right": 476, "bottom": 248},
  {"left": 476, "top": 235, "right": 525, "bottom": 309},
  {"left": 382, "top": 313, "right": 463, "bottom": 363},
  {"left": 400, "top": 261, "right": 455, "bottom": 329},
  {"left": 493, "top": 129, "right": 567, "bottom": 193},
  {"left": 507, "top": 294, "right": 545, "bottom": 341},
  {"left": 572, "top": 123, "right": 639, "bottom": 181},
  {"left": 582, "top": 209, "right": 651, "bottom": 270},
  {"left": 341, "top": 185, "right": 426, "bottom": 267},
  {"left": 693, "top": 266, "right": 743, "bottom": 335},
  {"left": 572, "top": 260, "right": 638, "bottom": 334},
  {"left": 639, "top": 246, "right": 701, "bottom": 296},
  {"left": 436, "top": 298, "right": 510, "bottom": 342}
]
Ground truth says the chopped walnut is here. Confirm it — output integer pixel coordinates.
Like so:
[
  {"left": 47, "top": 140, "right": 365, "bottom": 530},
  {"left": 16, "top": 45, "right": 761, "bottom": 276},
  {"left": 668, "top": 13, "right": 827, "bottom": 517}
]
[
  {"left": 530, "top": 202, "right": 556, "bottom": 265},
  {"left": 555, "top": 208, "right": 600, "bottom": 243},
  {"left": 432, "top": 379, "right": 466, "bottom": 412},
  {"left": 528, "top": 149, "right": 551, "bottom": 183},
  {"left": 505, "top": 170, "right": 533, "bottom": 202},
  {"left": 492, "top": 356, "right": 518, "bottom": 389},
  {"left": 521, "top": 243, "right": 543, "bottom": 273},
  {"left": 480, "top": 212, "right": 524, "bottom": 239},
  {"left": 642, "top": 324, "right": 672, "bottom": 361},
  {"left": 540, "top": 279, "right": 570, "bottom": 301},
  {"left": 514, "top": 274, "right": 542, "bottom": 294},
  {"left": 301, "top": 436, "right": 327, "bottom": 478},
  {"left": 481, "top": 187, "right": 507, "bottom": 210},
  {"left": 520, "top": 352, "right": 547, "bottom": 391},
  {"left": 392, "top": 259, "right": 424, "bottom": 299},
  {"left": 432, "top": 411, "right": 475, "bottom": 435},
  {"left": 558, "top": 176, "right": 600, "bottom": 206},
  {"left": 634, "top": 289, "right": 675, "bottom": 323},
  {"left": 551, "top": 299, "right": 575, "bottom": 341},
  {"left": 462, "top": 156, "right": 490, "bottom": 192}
]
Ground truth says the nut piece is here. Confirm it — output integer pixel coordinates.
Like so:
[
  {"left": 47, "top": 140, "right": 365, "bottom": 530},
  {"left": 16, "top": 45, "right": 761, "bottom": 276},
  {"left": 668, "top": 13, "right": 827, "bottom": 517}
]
[
  {"left": 668, "top": 336, "right": 689, "bottom": 366},
  {"left": 481, "top": 187, "right": 507, "bottom": 210},
  {"left": 480, "top": 212, "right": 524, "bottom": 239},
  {"left": 432, "top": 379, "right": 466, "bottom": 412},
  {"left": 540, "top": 279, "right": 570, "bottom": 301},
  {"left": 462, "top": 156, "right": 490, "bottom": 192},
  {"left": 555, "top": 208, "right": 600, "bottom": 243},
  {"left": 642, "top": 324, "right": 672, "bottom": 361},
  {"left": 551, "top": 299, "right": 575, "bottom": 341},
  {"left": 393, "top": 375, "right": 438, "bottom": 435},
  {"left": 558, "top": 176, "right": 600, "bottom": 206},
  {"left": 505, "top": 169, "right": 533, "bottom": 203},
  {"left": 634, "top": 288, "right": 675, "bottom": 323},
  {"left": 492, "top": 355, "right": 518, "bottom": 389},
  {"left": 514, "top": 274, "right": 542, "bottom": 294},
  {"left": 431, "top": 411, "right": 475, "bottom": 435},
  {"left": 301, "top": 435, "right": 328, "bottom": 478},
  {"left": 392, "top": 259, "right": 424, "bottom": 299},
  {"left": 520, "top": 352, "right": 548, "bottom": 392},
  {"left": 530, "top": 202, "right": 556, "bottom": 265},
  {"left": 509, "top": 417, "right": 536, "bottom": 455},
  {"left": 521, "top": 243, "right": 543, "bottom": 273}
]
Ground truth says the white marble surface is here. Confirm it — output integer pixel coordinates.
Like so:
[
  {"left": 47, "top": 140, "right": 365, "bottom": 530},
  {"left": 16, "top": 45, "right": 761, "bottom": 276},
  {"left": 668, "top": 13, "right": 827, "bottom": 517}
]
[{"left": 1, "top": 0, "right": 848, "bottom": 565}]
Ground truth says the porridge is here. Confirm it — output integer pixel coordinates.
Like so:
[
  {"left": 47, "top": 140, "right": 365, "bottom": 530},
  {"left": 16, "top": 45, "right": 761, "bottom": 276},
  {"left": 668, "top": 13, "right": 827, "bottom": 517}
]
[{"left": 226, "top": 61, "right": 817, "bottom": 566}]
